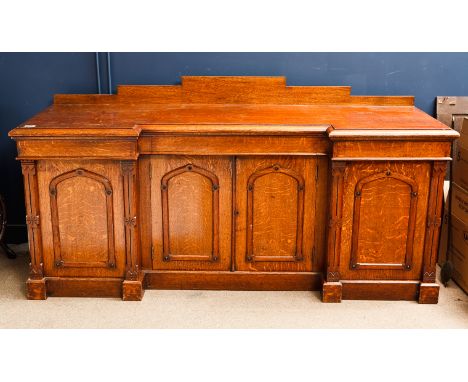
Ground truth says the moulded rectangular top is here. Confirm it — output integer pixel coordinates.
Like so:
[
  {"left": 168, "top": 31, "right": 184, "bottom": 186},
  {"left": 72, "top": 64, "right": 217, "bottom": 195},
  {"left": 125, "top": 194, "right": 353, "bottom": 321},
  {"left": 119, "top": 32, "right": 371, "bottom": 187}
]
[{"left": 9, "top": 76, "right": 457, "bottom": 140}]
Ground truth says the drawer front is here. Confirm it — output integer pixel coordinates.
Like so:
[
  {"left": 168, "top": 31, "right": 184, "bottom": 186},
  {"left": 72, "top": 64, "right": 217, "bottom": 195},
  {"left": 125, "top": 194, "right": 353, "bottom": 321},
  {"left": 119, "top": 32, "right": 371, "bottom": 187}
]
[
  {"left": 235, "top": 156, "right": 318, "bottom": 272},
  {"left": 139, "top": 135, "right": 329, "bottom": 156},
  {"left": 150, "top": 155, "right": 232, "bottom": 271}
]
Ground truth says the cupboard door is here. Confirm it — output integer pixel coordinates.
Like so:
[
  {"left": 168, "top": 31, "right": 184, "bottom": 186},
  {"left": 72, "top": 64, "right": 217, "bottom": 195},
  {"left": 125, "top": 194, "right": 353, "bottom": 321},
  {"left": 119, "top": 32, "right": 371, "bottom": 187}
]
[
  {"left": 37, "top": 160, "right": 126, "bottom": 278},
  {"left": 150, "top": 156, "right": 232, "bottom": 271},
  {"left": 339, "top": 162, "right": 431, "bottom": 280},
  {"left": 235, "top": 156, "right": 317, "bottom": 272}
]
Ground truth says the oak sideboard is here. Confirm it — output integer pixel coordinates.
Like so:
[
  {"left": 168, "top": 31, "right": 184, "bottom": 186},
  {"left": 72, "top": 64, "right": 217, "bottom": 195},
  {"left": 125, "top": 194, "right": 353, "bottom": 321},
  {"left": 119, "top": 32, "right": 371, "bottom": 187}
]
[{"left": 8, "top": 76, "right": 459, "bottom": 303}]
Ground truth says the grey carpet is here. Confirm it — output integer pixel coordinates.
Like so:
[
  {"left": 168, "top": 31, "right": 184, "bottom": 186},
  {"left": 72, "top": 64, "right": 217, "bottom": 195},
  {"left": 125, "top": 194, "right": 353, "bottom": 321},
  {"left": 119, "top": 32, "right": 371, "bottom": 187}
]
[{"left": 1, "top": 243, "right": 468, "bottom": 328}]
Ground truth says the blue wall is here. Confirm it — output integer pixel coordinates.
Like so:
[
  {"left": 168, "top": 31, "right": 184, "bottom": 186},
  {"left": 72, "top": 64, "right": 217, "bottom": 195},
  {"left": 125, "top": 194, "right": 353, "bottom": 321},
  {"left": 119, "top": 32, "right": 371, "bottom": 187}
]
[{"left": 1, "top": 52, "right": 468, "bottom": 241}]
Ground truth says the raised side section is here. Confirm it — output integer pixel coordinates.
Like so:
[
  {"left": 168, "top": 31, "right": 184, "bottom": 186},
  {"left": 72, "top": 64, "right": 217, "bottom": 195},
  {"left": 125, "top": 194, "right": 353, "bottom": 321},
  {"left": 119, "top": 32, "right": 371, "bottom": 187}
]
[{"left": 323, "top": 157, "right": 448, "bottom": 304}]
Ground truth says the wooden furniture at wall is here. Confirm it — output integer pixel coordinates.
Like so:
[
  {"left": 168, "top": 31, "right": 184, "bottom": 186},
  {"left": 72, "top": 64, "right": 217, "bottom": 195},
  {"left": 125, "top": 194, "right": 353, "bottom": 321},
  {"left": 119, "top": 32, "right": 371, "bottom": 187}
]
[{"left": 8, "top": 76, "right": 459, "bottom": 303}]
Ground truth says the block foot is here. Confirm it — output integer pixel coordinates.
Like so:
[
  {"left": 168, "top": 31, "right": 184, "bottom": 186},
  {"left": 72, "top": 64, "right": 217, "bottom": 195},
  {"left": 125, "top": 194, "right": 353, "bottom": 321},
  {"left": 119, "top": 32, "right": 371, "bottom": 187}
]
[
  {"left": 418, "top": 283, "right": 439, "bottom": 304},
  {"left": 322, "top": 281, "right": 342, "bottom": 303},
  {"left": 26, "top": 278, "right": 47, "bottom": 300},
  {"left": 122, "top": 274, "right": 145, "bottom": 301}
]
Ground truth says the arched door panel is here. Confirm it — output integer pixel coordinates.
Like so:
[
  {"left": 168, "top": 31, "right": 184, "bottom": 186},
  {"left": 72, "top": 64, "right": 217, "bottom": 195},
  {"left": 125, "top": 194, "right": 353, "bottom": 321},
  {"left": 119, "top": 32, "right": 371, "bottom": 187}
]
[
  {"left": 338, "top": 162, "right": 431, "bottom": 281},
  {"left": 150, "top": 156, "right": 232, "bottom": 271},
  {"left": 235, "top": 157, "right": 318, "bottom": 272},
  {"left": 49, "top": 168, "right": 116, "bottom": 269},
  {"left": 37, "top": 160, "right": 126, "bottom": 278},
  {"left": 350, "top": 170, "right": 418, "bottom": 270}
]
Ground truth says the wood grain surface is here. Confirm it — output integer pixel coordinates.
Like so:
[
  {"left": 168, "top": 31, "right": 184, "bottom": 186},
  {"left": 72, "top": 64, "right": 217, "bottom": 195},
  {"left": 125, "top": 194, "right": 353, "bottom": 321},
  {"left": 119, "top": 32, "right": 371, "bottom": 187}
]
[
  {"left": 150, "top": 156, "right": 232, "bottom": 271},
  {"left": 8, "top": 77, "right": 459, "bottom": 302},
  {"left": 338, "top": 162, "right": 431, "bottom": 281},
  {"left": 36, "top": 160, "right": 126, "bottom": 278},
  {"left": 50, "top": 170, "right": 115, "bottom": 268},
  {"left": 247, "top": 167, "right": 303, "bottom": 262},
  {"left": 350, "top": 172, "right": 418, "bottom": 270},
  {"left": 9, "top": 77, "right": 452, "bottom": 137},
  {"left": 235, "top": 156, "right": 318, "bottom": 272}
]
